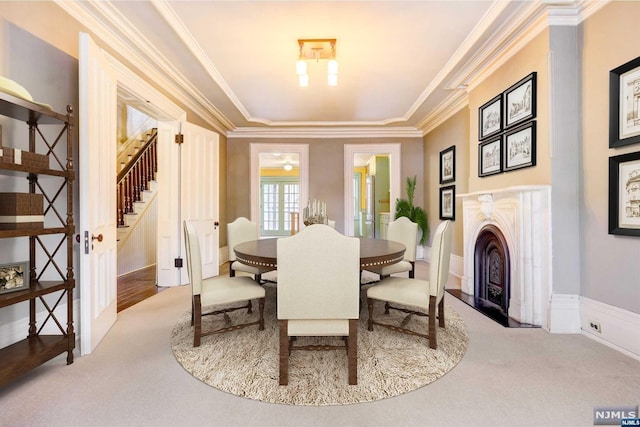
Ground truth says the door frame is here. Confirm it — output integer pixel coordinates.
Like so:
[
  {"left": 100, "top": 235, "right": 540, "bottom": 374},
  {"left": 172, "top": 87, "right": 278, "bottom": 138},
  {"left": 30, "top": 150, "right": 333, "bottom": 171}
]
[
  {"left": 250, "top": 143, "right": 309, "bottom": 234},
  {"left": 343, "top": 144, "right": 401, "bottom": 237},
  {"left": 79, "top": 35, "right": 185, "bottom": 354}
]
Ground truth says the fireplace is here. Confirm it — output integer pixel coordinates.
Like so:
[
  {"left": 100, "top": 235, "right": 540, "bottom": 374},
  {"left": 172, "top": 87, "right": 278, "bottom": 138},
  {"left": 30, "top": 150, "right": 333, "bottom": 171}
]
[
  {"left": 474, "top": 224, "right": 510, "bottom": 316},
  {"left": 458, "top": 186, "right": 552, "bottom": 328}
]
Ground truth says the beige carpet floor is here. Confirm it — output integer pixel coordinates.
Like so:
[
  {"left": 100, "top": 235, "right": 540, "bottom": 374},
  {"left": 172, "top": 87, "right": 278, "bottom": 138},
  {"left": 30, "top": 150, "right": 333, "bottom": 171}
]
[{"left": 171, "top": 286, "right": 469, "bottom": 405}]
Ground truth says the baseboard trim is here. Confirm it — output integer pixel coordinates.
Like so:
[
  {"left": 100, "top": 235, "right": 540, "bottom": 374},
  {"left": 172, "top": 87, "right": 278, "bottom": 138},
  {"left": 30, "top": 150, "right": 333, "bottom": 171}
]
[
  {"left": 0, "top": 300, "right": 80, "bottom": 350},
  {"left": 423, "top": 245, "right": 463, "bottom": 278},
  {"left": 580, "top": 296, "right": 640, "bottom": 360},
  {"left": 548, "top": 293, "right": 581, "bottom": 333}
]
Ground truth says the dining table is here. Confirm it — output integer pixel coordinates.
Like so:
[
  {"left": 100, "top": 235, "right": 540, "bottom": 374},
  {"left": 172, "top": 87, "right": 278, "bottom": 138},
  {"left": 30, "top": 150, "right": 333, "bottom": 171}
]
[{"left": 233, "top": 237, "right": 405, "bottom": 272}]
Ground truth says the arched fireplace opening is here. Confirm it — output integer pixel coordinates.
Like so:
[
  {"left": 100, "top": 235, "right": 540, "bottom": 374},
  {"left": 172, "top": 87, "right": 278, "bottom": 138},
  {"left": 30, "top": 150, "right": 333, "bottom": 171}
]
[{"left": 474, "top": 224, "right": 510, "bottom": 317}]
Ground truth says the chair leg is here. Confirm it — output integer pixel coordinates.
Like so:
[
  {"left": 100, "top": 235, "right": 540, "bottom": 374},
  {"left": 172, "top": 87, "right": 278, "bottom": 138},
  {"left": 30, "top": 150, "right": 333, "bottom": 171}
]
[
  {"left": 255, "top": 273, "right": 262, "bottom": 284},
  {"left": 409, "top": 261, "right": 415, "bottom": 279},
  {"left": 279, "top": 320, "right": 289, "bottom": 385},
  {"left": 193, "top": 295, "right": 202, "bottom": 347},
  {"left": 438, "top": 294, "right": 445, "bottom": 328},
  {"left": 384, "top": 301, "right": 391, "bottom": 314},
  {"left": 247, "top": 300, "right": 253, "bottom": 314},
  {"left": 348, "top": 319, "right": 358, "bottom": 385},
  {"left": 367, "top": 298, "right": 375, "bottom": 331},
  {"left": 428, "top": 295, "right": 437, "bottom": 349},
  {"left": 229, "top": 268, "right": 235, "bottom": 277},
  {"left": 258, "top": 298, "right": 265, "bottom": 331}
]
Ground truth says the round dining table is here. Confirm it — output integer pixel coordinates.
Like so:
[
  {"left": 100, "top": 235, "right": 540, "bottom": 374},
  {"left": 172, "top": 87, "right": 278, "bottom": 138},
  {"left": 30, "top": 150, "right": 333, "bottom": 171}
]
[{"left": 234, "top": 237, "right": 405, "bottom": 271}]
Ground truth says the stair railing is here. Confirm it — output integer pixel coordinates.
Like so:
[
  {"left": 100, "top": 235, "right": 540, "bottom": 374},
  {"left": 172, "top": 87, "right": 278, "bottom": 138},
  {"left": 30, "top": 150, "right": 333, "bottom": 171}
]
[{"left": 117, "top": 128, "right": 158, "bottom": 227}]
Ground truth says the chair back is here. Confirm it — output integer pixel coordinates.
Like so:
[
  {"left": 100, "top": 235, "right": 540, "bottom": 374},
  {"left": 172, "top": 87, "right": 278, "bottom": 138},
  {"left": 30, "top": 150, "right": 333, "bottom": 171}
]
[
  {"left": 387, "top": 216, "right": 418, "bottom": 262},
  {"left": 227, "top": 217, "right": 258, "bottom": 262},
  {"left": 428, "top": 220, "right": 452, "bottom": 303},
  {"left": 277, "top": 224, "right": 360, "bottom": 320},
  {"left": 183, "top": 221, "right": 203, "bottom": 296}
]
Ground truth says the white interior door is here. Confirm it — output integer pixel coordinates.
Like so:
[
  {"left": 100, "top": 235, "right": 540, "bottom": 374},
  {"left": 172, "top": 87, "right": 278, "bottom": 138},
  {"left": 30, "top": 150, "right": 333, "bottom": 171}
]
[
  {"left": 156, "top": 121, "right": 220, "bottom": 286},
  {"left": 156, "top": 120, "right": 182, "bottom": 286},
  {"left": 180, "top": 122, "right": 220, "bottom": 283},
  {"left": 78, "top": 33, "right": 118, "bottom": 355}
]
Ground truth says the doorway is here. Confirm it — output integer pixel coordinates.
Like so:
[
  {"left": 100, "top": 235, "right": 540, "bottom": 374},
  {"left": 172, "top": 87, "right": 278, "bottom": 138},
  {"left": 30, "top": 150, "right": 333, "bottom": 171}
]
[
  {"left": 343, "top": 144, "right": 401, "bottom": 237},
  {"left": 250, "top": 144, "right": 309, "bottom": 237}
]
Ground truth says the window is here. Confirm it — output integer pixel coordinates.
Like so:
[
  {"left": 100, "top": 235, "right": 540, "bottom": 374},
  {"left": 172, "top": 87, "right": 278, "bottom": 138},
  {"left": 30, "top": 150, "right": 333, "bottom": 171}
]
[{"left": 260, "top": 177, "right": 299, "bottom": 236}]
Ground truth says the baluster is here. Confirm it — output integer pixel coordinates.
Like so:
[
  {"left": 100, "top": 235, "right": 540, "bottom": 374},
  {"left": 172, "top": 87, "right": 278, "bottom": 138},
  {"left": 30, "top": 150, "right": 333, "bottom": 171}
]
[
  {"left": 126, "top": 175, "right": 133, "bottom": 214},
  {"left": 117, "top": 183, "right": 124, "bottom": 227}
]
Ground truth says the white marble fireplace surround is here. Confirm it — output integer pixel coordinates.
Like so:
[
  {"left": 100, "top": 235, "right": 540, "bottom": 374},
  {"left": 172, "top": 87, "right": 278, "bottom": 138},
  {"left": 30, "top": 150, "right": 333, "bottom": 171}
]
[{"left": 459, "top": 185, "right": 552, "bottom": 329}]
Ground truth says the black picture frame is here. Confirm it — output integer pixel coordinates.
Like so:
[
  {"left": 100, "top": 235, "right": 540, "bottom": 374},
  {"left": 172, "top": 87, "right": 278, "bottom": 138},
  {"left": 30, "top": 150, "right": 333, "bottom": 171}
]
[
  {"left": 478, "top": 136, "right": 502, "bottom": 177},
  {"left": 439, "top": 185, "right": 455, "bottom": 221},
  {"left": 609, "top": 56, "right": 640, "bottom": 148},
  {"left": 478, "top": 94, "right": 502, "bottom": 140},
  {"left": 504, "top": 121, "right": 536, "bottom": 172},
  {"left": 504, "top": 72, "right": 537, "bottom": 129},
  {"left": 608, "top": 150, "right": 640, "bottom": 236},
  {"left": 439, "top": 145, "right": 455, "bottom": 184}
]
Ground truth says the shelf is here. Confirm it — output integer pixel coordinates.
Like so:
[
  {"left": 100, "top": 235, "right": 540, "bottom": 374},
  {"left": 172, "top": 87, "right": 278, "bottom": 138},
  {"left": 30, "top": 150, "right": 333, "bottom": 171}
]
[
  {"left": 0, "top": 92, "right": 67, "bottom": 124},
  {"left": 0, "top": 335, "right": 74, "bottom": 388},
  {"left": 0, "top": 280, "right": 74, "bottom": 308},
  {"left": 0, "top": 227, "right": 71, "bottom": 239},
  {"left": 0, "top": 92, "right": 75, "bottom": 387},
  {"left": 0, "top": 162, "right": 72, "bottom": 178}
]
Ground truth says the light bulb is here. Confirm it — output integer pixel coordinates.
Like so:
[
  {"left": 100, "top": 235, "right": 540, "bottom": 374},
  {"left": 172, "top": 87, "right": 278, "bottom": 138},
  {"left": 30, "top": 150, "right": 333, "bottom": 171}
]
[
  {"left": 299, "top": 74, "right": 309, "bottom": 87},
  {"left": 328, "top": 59, "right": 338, "bottom": 75},
  {"left": 328, "top": 73, "right": 338, "bottom": 86},
  {"left": 296, "top": 59, "right": 307, "bottom": 76}
]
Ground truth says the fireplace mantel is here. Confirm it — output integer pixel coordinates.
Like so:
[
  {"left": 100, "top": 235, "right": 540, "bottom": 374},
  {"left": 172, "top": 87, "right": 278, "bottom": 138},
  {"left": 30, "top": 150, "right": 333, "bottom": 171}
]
[{"left": 458, "top": 185, "right": 552, "bottom": 328}]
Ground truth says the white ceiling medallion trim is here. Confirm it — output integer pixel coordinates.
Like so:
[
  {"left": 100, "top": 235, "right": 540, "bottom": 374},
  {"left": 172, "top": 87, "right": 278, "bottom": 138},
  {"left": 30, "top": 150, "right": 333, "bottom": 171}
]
[
  {"left": 150, "top": 1, "right": 252, "bottom": 123},
  {"left": 418, "top": 91, "right": 470, "bottom": 136},
  {"left": 55, "top": 0, "right": 231, "bottom": 134},
  {"left": 228, "top": 127, "right": 423, "bottom": 140}
]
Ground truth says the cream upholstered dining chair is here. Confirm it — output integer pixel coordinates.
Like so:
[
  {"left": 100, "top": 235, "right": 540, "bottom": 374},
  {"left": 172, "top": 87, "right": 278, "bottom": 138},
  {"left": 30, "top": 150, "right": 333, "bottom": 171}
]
[
  {"left": 366, "top": 220, "right": 452, "bottom": 349},
  {"left": 184, "top": 221, "right": 265, "bottom": 347},
  {"left": 365, "top": 216, "right": 418, "bottom": 279},
  {"left": 277, "top": 224, "right": 360, "bottom": 385},
  {"left": 227, "top": 217, "right": 268, "bottom": 282}
]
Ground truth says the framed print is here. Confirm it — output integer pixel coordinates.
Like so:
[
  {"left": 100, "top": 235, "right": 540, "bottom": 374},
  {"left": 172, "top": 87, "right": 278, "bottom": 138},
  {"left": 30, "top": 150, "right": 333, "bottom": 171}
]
[
  {"left": 478, "top": 136, "right": 502, "bottom": 177},
  {"left": 504, "top": 72, "right": 537, "bottom": 129},
  {"left": 439, "top": 185, "right": 455, "bottom": 221},
  {"left": 504, "top": 121, "right": 536, "bottom": 172},
  {"left": 609, "top": 151, "right": 640, "bottom": 236},
  {"left": 0, "top": 261, "right": 29, "bottom": 294},
  {"left": 439, "top": 145, "right": 455, "bottom": 184},
  {"left": 478, "top": 94, "right": 502, "bottom": 140},
  {"left": 609, "top": 56, "right": 640, "bottom": 148}
]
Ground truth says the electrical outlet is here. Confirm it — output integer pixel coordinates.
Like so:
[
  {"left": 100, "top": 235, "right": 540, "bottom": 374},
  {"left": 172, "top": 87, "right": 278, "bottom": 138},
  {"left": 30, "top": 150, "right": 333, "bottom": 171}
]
[{"left": 589, "top": 321, "right": 601, "bottom": 333}]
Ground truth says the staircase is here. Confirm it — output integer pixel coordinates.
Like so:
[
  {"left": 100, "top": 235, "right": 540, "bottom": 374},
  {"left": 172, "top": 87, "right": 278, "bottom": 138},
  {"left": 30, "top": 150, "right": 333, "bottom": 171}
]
[{"left": 116, "top": 128, "right": 158, "bottom": 248}]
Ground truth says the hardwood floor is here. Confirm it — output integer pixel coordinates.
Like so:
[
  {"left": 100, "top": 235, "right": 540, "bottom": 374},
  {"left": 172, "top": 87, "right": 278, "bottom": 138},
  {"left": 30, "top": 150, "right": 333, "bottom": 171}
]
[
  {"left": 117, "top": 265, "right": 161, "bottom": 312},
  {"left": 117, "top": 263, "right": 231, "bottom": 312}
]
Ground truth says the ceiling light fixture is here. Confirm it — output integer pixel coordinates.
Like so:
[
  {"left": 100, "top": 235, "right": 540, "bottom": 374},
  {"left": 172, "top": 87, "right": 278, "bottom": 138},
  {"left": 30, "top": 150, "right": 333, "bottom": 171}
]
[
  {"left": 296, "top": 39, "right": 338, "bottom": 87},
  {"left": 283, "top": 163, "right": 293, "bottom": 171}
]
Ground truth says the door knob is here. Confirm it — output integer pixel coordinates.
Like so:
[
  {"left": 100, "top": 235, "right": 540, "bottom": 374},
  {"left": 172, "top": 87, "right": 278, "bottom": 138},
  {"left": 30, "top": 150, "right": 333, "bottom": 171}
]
[{"left": 92, "top": 234, "right": 103, "bottom": 242}]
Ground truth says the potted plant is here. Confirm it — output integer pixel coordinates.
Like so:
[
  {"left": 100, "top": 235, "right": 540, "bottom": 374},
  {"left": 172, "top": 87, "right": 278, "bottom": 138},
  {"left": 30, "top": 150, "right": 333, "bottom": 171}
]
[{"left": 394, "top": 176, "right": 429, "bottom": 245}]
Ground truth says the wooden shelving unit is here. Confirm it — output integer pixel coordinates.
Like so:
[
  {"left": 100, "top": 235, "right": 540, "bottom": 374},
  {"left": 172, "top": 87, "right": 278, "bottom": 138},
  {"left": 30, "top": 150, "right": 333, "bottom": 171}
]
[{"left": 0, "top": 91, "right": 75, "bottom": 387}]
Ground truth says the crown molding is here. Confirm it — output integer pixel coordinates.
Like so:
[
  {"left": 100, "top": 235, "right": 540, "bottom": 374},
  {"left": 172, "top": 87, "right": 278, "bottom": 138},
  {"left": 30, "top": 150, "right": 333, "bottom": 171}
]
[
  {"left": 227, "top": 126, "right": 423, "bottom": 140},
  {"left": 150, "top": 0, "right": 250, "bottom": 124},
  {"left": 417, "top": 90, "right": 469, "bottom": 136},
  {"left": 403, "top": 0, "right": 513, "bottom": 121},
  {"left": 54, "top": 0, "right": 232, "bottom": 135}
]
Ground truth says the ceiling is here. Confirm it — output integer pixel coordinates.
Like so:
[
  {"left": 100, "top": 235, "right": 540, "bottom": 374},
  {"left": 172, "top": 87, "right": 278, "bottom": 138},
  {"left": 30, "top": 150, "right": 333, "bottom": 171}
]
[{"left": 61, "top": 1, "right": 595, "bottom": 138}]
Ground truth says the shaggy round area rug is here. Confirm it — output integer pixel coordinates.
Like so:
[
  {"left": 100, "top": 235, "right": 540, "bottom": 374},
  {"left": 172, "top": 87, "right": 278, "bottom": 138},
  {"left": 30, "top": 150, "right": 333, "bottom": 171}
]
[{"left": 171, "top": 286, "right": 468, "bottom": 406}]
